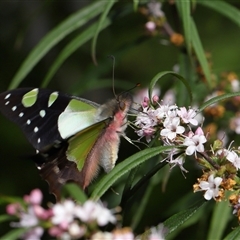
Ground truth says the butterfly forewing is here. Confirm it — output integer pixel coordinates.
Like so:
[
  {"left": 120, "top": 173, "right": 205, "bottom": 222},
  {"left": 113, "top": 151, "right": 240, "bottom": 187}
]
[{"left": 0, "top": 88, "right": 98, "bottom": 150}]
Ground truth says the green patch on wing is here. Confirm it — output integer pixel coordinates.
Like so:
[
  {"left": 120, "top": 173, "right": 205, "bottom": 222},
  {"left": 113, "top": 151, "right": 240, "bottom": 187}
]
[
  {"left": 66, "top": 122, "right": 106, "bottom": 171},
  {"left": 22, "top": 88, "right": 39, "bottom": 107},
  {"left": 68, "top": 99, "right": 96, "bottom": 111},
  {"left": 48, "top": 92, "right": 59, "bottom": 107},
  {"left": 58, "top": 99, "right": 98, "bottom": 139}
]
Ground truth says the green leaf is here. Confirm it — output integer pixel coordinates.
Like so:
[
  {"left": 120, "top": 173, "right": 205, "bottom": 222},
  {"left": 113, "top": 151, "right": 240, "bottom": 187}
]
[
  {"left": 121, "top": 167, "right": 139, "bottom": 204},
  {"left": 164, "top": 199, "right": 206, "bottom": 236},
  {"left": 148, "top": 71, "right": 193, "bottom": 105},
  {"left": 191, "top": 18, "right": 212, "bottom": 86},
  {"left": 91, "top": 0, "right": 115, "bottom": 65},
  {"left": 199, "top": 92, "right": 240, "bottom": 112},
  {"left": 198, "top": 0, "right": 240, "bottom": 28},
  {"left": 207, "top": 199, "right": 231, "bottom": 240},
  {"left": 61, "top": 183, "right": 88, "bottom": 203},
  {"left": 90, "top": 146, "right": 176, "bottom": 200},
  {"left": 8, "top": 1, "right": 107, "bottom": 89},
  {"left": 0, "top": 228, "right": 28, "bottom": 240},
  {"left": 41, "top": 18, "right": 111, "bottom": 87},
  {"left": 133, "top": 0, "right": 139, "bottom": 11},
  {"left": 121, "top": 161, "right": 167, "bottom": 207},
  {"left": 224, "top": 226, "right": 240, "bottom": 240},
  {"left": 176, "top": 1, "right": 191, "bottom": 53},
  {"left": 0, "top": 195, "right": 24, "bottom": 205},
  {"left": 0, "top": 214, "right": 16, "bottom": 223}
]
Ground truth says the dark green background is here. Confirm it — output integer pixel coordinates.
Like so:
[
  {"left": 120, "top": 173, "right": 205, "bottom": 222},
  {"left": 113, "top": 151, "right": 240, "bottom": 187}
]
[{"left": 0, "top": 1, "right": 240, "bottom": 239}]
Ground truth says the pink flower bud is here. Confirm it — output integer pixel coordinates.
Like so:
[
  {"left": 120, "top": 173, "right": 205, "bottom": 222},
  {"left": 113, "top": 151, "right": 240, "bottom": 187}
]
[
  {"left": 152, "top": 95, "right": 159, "bottom": 103},
  {"left": 195, "top": 127, "right": 204, "bottom": 136},
  {"left": 29, "top": 189, "right": 43, "bottom": 205},
  {"left": 49, "top": 226, "right": 64, "bottom": 237},
  {"left": 145, "top": 21, "right": 156, "bottom": 32},
  {"left": 33, "top": 205, "right": 51, "bottom": 220},
  {"left": 6, "top": 203, "right": 21, "bottom": 215}
]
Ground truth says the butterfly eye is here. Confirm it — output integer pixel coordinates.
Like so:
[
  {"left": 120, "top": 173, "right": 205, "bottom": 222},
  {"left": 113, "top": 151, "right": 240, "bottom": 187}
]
[{"left": 119, "top": 101, "right": 126, "bottom": 110}]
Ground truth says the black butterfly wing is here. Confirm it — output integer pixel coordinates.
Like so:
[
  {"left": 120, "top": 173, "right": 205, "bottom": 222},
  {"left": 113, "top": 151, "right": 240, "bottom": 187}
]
[{"left": 0, "top": 88, "right": 99, "bottom": 151}]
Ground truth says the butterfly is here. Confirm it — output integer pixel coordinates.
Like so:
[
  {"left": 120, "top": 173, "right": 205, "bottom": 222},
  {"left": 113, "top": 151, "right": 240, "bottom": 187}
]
[{"left": 0, "top": 88, "right": 132, "bottom": 200}]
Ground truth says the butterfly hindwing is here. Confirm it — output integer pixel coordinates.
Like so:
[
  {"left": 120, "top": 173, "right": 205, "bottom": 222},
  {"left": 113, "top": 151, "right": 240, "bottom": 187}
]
[{"left": 37, "top": 121, "right": 107, "bottom": 200}]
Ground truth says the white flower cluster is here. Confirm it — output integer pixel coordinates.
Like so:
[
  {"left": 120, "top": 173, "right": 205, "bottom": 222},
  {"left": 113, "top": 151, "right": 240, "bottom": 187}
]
[
  {"left": 6, "top": 189, "right": 167, "bottom": 240},
  {"left": 135, "top": 97, "right": 206, "bottom": 171},
  {"left": 7, "top": 189, "right": 116, "bottom": 240}
]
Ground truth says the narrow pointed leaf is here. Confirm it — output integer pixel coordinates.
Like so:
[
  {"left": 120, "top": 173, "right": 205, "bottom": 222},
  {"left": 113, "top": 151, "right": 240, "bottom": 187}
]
[
  {"left": 62, "top": 183, "right": 88, "bottom": 203},
  {"left": 199, "top": 92, "right": 240, "bottom": 112},
  {"left": 0, "top": 214, "right": 17, "bottom": 223},
  {"left": 148, "top": 71, "right": 192, "bottom": 105},
  {"left": 133, "top": 0, "right": 139, "bottom": 11},
  {"left": 91, "top": 0, "right": 115, "bottom": 65},
  {"left": 164, "top": 199, "right": 206, "bottom": 236},
  {"left": 191, "top": 18, "right": 211, "bottom": 86},
  {"left": 176, "top": 1, "right": 191, "bottom": 52},
  {"left": 0, "top": 228, "right": 28, "bottom": 240},
  {"left": 41, "top": 18, "right": 111, "bottom": 87},
  {"left": 207, "top": 200, "right": 231, "bottom": 240},
  {"left": 198, "top": 0, "right": 240, "bottom": 28},
  {"left": 224, "top": 226, "right": 240, "bottom": 240},
  {"left": 9, "top": 1, "right": 107, "bottom": 89},
  {"left": 90, "top": 146, "right": 176, "bottom": 200}
]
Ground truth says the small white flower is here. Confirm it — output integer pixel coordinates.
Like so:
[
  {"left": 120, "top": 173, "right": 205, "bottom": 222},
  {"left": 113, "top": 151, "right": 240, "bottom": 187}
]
[
  {"left": 136, "top": 127, "right": 156, "bottom": 143},
  {"left": 154, "top": 104, "right": 172, "bottom": 119},
  {"left": 231, "top": 79, "right": 240, "bottom": 92},
  {"left": 149, "top": 224, "right": 167, "bottom": 240},
  {"left": 177, "top": 107, "right": 198, "bottom": 126},
  {"left": 75, "top": 201, "right": 116, "bottom": 226},
  {"left": 68, "top": 222, "right": 85, "bottom": 238},
  {"left": 199, "top": 174, "right": 222, "bottom": 200},
  {"left": 230, "top": 115, "right": 240, "bottom": 134},
  {"left": 51, "top": 200, "right": 75, "bottom": 227},
  {"left": 148, "top": 1, "right": 165, "bottom": 18},
  {"left": 226, "top": 151, "right": 240, "bottom": 170},
  {"left": 168, "top": 155, "right": 188, "bottom": 173},
  {"left": 160, "top": 117, "right": 185, "bottom": 140},
  {"left": 91, "top": 231, "right": 113, "bottom": 240},
  {"left": 19, "top": 206, "right": 39, "bottom": 227},
  {"left": 135, "top": 111, "right": 153, "bottom": 128},
  {"left": 21, "top": 226, "right": 44, "bottom": 240},
  {"left": 183, "top": 128, "right": 207, "bottom": 155}
]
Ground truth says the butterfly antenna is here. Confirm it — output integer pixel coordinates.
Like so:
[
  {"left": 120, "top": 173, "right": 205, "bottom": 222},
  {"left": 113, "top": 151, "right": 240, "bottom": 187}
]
[{"left": 108, "top": 55, "right": 117, "bottom": 99}]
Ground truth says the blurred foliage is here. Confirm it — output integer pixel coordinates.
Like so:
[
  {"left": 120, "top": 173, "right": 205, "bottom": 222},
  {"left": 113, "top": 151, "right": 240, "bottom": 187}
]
[{"left": 0, "top": 0, "right": 240, "bottom": 239}]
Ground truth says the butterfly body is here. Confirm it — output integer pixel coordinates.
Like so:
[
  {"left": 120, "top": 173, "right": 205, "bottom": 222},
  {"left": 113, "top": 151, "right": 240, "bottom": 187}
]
[{"left": 0, "top": 88, "right": 132, "bottom": 199}]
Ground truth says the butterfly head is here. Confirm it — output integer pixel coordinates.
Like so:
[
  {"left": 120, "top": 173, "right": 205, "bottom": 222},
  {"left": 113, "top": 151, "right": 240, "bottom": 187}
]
[{"left": 96, "top": 92, "right": 132, "bottom": 123}]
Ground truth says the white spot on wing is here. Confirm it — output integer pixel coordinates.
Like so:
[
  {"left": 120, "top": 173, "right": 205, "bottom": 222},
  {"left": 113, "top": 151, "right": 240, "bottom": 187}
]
[
  {"left": 58, "top": 178, "right": 65, "bottom": 184},
  {"left": 38, "top": 138, "right": 41, "bottom": 143},
  {"left": 39, "top": 110, "right": 46, "bottom": 118},
  {"left": 5, "top": 101, "right": 9, "bottom": 105},
  {"left": 34, "top": 127, "right": 39, "bottom": 133},
  {"left": 12, "top": 106, "right": 17, "bottom": 111},
  {"left": 53, "top": 166, "right": 60, "bottom": 174},
  {"left": 27, "top": 119, "right": 31, "bottom": 125},
  {"left": 19, "top": 112, "right": 24, "bottom": 117},
  {"left": 5, "top": 93, "right": 11, "bottom": 99}
]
